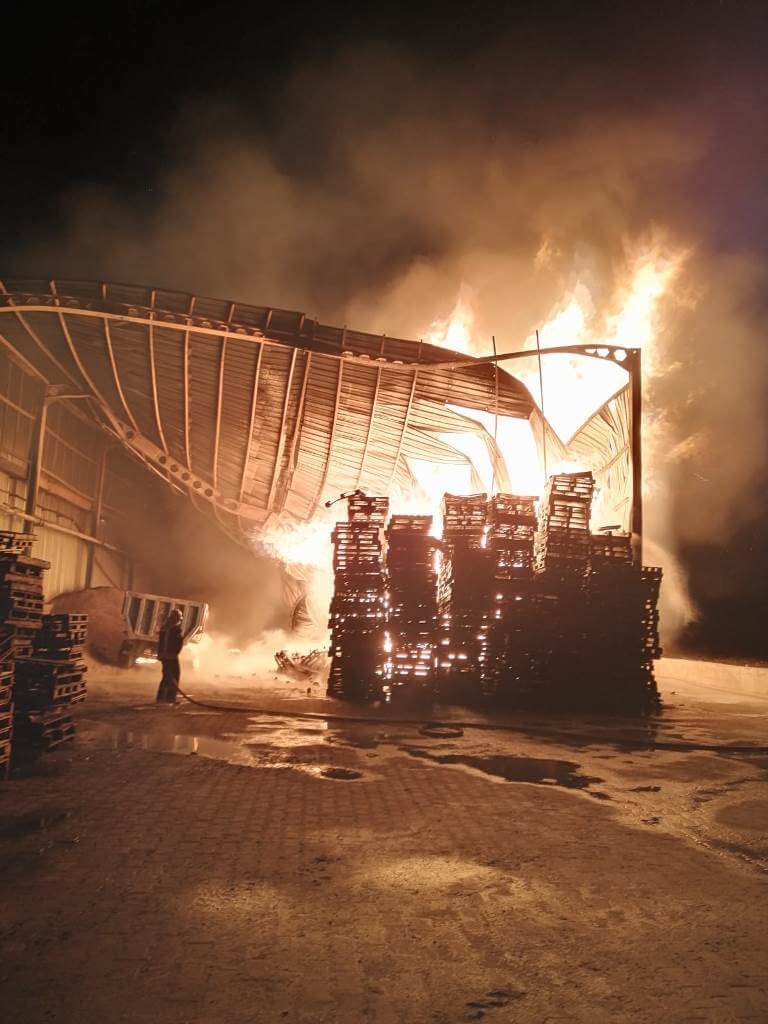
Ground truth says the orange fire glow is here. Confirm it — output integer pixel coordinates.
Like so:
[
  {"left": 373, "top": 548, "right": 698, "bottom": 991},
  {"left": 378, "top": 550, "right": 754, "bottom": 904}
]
[
  {"left": 423, "top": 286, "right": 479, "bottom": 354},
  {"left": 515, "top": 243, "right": 685, "bottom": 440},
  {"left": 255, "top": 239, "right": 685, "bottom": 604}
]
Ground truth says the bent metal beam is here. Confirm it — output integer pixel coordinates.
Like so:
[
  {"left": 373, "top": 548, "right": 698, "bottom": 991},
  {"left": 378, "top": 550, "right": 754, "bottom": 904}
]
[{"left": 0, "top": 279, "right": 640, "bottom": 550}]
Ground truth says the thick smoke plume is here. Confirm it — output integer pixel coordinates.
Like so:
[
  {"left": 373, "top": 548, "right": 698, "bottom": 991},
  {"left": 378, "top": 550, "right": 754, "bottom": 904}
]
[{"left": 15, "top": 42, "right": 768, "bottom": 654}]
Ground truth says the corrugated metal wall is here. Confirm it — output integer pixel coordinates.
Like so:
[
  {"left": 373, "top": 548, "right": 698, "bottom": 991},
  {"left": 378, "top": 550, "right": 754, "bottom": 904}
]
[
  {"left": 0, "top": 347, "right": 134, "bottom": 600},
  {"left": 32, "top": 527, "right": 90, "bottom": 600}
]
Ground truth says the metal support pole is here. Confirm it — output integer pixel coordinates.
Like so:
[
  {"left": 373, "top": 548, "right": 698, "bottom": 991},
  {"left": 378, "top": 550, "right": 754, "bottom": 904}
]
[
  {"left": 24, "top": 385, "right": 91, "bottom": 527},
  {"left": 492, "top": 335, "right": 499, "bottom": 496},
  {"left": 86, "top": 445, "right": 110, "bottom": 587},
  {"left": 629, "top": 349, "right": 643, "bottom": 565},
  {"left": 25, "top": 395, "right": 49, "bottom": 520}
]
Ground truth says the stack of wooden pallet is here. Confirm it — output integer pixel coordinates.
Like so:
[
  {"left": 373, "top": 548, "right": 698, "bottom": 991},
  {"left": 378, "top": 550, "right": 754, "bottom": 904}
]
[
  {"left": 484, "top": 587, "right": 562, "bottom": 703},
  {"left": 437, "top": 494, "right": 491, "bottom": 700},
  {"left": 0, "top": 531, "right": 47, "bottom": 659},
  {"left": 323, "top": 486, "right": 664, "bottom": 712},
  {"left": 14, "top": 613, "right": 88, "bottom": 751},
  {"left": 327, "top": 498, "right": 389, "bottom": 701},
  {"left": 482, "top": 496, "right": 538, "bottom": 699},
  {"left": 347, "top": 494, "right": 389, "bottom": 526},
  {"left": 0, "top": 531, "right": 49, "bottom": 773},
  {"left": 534, "top": 472, "right": 594, "bottom": 577},
  {"left": 0, "top": 632, "right": 13, "bottom": 778},
  {"left": 487, "top": 494, "right": 537, "bottom": 580},
  {"left": 384, "top": 515, "right": 438, "bottom": 702},
  {"left": 590, "top": 530, "right": 634, "bottom": 569},
  {"left": 581, "top": 561, "right": 663, "bottom": 708}
]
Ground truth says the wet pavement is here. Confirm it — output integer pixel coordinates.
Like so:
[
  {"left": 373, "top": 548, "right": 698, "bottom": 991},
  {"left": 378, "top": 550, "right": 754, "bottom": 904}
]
[
  {"left": 72, "top": 682, "right": 768, "bottom": 874},
  {"left": 1, "top": 672, "right": 767, "bottom": 1022}
]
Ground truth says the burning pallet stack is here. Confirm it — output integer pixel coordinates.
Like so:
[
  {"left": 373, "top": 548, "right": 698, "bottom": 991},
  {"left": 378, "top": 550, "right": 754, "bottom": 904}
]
[
  {"left": 437, "top": 494, "right": 491, "bottom": 700},
  {"left": 531, "top": 472, "right": 662, "bottom": 709},
  {"left": 586, "top": 532, "right": 662, "bottom": 706},
  {"left": 534, "top": 472, "right": 594, "bottom": 577},
  {"left": 14, "top": 614, "right": 88, "bottom": 751},
  {"left": 327, "top": 496, "right": 389, "bottom": 701},
  {"left": 325, "top": 482, "right": 663, "bottom": 711},
  {"left": 483, "top": 495, "right": 540, "bottom": 701},
  {"left": 530, "top": 472, "right": 595, "bottom": 705},
  {"left": 384, "top": 515, "right": 438, "bottom": 702}
]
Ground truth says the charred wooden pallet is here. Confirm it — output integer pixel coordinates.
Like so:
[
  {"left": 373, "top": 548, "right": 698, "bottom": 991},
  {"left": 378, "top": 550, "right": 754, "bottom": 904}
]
[
  {"left": 385, "top": 518, "right": 438, "bottom": 695},
  {"left": 590, "top": 532, "right": 633, "bottom": 565},
  {"left": 0, "top": 531, "right": 35, "bottom": 556},
  {"left": 16, "top": 655, "right": 87, "bottom": 674},
  {"left": 14, "top": 704, "right": 76, "bottom": 748},
  {"left": 543, "top": 471, "right": 595, "bottom": 497},
  {"left": 386, "top": 514, "right": 433, "bottom": 534},
  {"left": 0, "top": 572, "right": 44, "bottom": 593},
  {"left": 0, "top": 630, "right": 14, "bottom": 664},
  {"left": 332, "top": 570, "right": 387, "bottom": 592},
  {"left": 442, "top": 493, "right": 488, "bottom": 537},
  {"left": 0, "top": 593, "right": 44, "bottom": 614},
  {"left": 332, "top": 524, "right": 382, "bottom": 541},
  {"left": 14, "top": 678, "right": 88, "bottom": 709},
  {"left": 2, "top": 612, "right": 43, "bottom": 629},
  {"left": 487, "top": 494, "right": 537, "bottom": 517},
  {"left": 31, "top": 646, "right": 85, "bottom": 662},
  {"left": 329, "top": 611, "right": 385, "bottom": 630},
  {"left": 39, "top": 620, "right": 88, "bottom": 636},
  {"left": 0, "top": 554, "right": 50, "bottom": 577},
  {"left": 347, "top": 495, "right": 389, "bottom": 525},
  {"left": 43, "top": 612, "right": 88, "bottom": 628},
  {"left": 34, "top": 639, "right": 88, "bottom": 654}
]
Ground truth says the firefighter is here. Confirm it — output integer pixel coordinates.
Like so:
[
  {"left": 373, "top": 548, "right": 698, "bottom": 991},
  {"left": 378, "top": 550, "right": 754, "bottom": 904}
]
[{"left": 156, "top": 608, "right": 184, "bottom": 704}]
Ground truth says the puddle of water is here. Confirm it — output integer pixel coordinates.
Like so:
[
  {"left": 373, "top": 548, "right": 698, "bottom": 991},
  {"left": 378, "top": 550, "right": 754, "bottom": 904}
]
[
  {"left": 400, "top": 747, "right": 603, "bottom": 791},
  {"left": 320, "top": 767, "right": 363, "bottom": 781},
  {"left": 80, "top": 722, "right": 366, "bottom": 780}
]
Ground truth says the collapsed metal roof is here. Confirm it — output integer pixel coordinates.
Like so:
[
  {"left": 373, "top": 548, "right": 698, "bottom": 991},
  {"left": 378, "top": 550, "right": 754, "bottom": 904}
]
[{"left": 0, "top": 280, "right": 550, "bottom": 543}]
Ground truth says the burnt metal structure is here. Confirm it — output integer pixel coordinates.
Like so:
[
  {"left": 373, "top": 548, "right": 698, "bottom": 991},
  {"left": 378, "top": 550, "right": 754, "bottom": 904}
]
[{"left": 0, "top": 280, "right": 642, "bottom": 554}]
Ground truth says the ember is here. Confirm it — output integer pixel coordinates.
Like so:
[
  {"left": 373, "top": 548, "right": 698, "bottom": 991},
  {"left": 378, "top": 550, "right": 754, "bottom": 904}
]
[{"left": 327, "top": 478, "right": 662, "bottom": 711}]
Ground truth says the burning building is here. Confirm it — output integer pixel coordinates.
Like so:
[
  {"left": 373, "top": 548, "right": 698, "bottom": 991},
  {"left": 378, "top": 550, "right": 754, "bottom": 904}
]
[{"left": 0, "top": 278, "right": 646, "bottom": 651}]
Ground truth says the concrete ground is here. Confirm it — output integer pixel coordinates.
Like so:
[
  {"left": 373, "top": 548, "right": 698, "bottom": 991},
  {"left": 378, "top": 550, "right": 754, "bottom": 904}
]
[{"left": 1, "top": 667, "right": 767, "bottom": 1024}]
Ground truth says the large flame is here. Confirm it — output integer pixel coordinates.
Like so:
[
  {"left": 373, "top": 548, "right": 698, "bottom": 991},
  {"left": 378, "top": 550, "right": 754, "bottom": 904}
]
[
  {"left": 423, "top": 286, "right": 479, "bottom": 354},
  {"left": 516, "top": 243, "right": 685, "bottom": 440},
  {"left": 254, "top": 238, "right": 686, "bottom": 631}
]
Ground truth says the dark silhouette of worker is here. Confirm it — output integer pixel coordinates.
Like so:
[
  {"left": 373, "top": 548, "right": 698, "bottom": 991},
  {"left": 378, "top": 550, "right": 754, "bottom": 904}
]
[{"left": 156, "top": 608, "right": 184, "bottom": 703}]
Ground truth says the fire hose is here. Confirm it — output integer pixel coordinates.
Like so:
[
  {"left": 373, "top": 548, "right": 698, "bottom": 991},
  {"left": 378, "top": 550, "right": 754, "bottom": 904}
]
[{"left": 174, "top": 684, "right": 768, "bottom": 755}]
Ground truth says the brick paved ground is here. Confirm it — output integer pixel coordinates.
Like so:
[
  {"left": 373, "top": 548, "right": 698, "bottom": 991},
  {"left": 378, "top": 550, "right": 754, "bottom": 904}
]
[{"left": 1, "top": 681, "right": 767, "bottom": 1024}]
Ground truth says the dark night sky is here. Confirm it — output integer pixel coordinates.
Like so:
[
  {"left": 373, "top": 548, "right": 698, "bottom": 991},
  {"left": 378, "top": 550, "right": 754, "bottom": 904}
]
[
  {"left": 4, "top": 1, "right": 767, "bottom": 245},
  {"left": 3, "top": 1, "right": 768, "bottom": 659}
]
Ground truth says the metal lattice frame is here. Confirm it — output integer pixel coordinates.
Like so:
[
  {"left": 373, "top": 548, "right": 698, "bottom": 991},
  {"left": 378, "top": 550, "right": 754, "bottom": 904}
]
[{"left": 0, "top": 279, "right": 555, "bottom": 546}]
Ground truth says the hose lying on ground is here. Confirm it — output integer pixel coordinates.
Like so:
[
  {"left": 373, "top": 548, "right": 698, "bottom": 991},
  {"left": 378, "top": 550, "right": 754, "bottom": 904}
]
[{"left": 173, "top": 686, "right": 768, "bottom": 755}]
